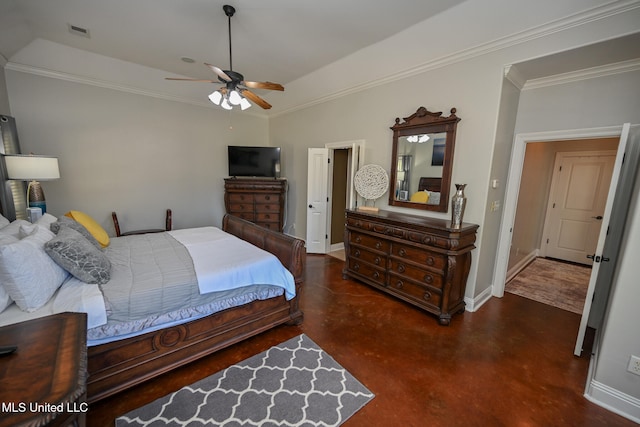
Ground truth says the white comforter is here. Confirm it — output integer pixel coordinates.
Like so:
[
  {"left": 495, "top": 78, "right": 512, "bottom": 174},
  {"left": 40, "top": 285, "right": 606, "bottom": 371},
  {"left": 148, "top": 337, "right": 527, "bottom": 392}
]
[{"left": 169, "top": 227, "right": 295, "bottom": 300}]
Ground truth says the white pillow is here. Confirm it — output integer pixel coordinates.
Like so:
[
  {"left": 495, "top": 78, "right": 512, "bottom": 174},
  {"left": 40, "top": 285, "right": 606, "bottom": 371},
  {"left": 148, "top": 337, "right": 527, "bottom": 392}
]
[
  {"left": 19, "top": 223, "right": 56, "bottom": 241},
  {"left": 0, "top": 214, "right": 9, "bottom": 229},
  {"left": 0, "top": 219, "right": 30, "bottom": 239},
  {"left": 0, "top": 284, "right": 12, "bottom": 313},
  {"left": 35, "top": 213, "right": 58, "bottom": 228},
  {"left": 0, "top": 226, "right": 69, "bottom": 312},
  {"left": 0, "top": 234, "right": 19, "bottom": 313}
]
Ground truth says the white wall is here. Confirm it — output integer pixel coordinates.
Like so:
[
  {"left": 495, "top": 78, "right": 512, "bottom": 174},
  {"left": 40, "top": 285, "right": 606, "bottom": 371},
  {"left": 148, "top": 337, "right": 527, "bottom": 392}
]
[{"left": 6, "top": 69, "right": 269, "bottom": 233}]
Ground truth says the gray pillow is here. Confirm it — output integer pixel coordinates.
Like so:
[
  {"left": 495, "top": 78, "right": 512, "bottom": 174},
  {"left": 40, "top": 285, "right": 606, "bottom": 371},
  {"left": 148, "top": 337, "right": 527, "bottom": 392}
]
[
  {"left": 44, "top": 226, "right": 111, "bottom": 285},
  {"left": 50, "top": 216, "right": 102, "bottom": 250}
]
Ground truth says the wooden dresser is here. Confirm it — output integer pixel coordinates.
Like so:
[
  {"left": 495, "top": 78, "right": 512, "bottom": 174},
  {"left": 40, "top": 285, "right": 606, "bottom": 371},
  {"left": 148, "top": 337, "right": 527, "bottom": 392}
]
[
  {"left": 343, "top": 209, "right": 478, "bottom": 325},
  {"left": 224, "top": 178, "right": 287, "bottom": 231}
]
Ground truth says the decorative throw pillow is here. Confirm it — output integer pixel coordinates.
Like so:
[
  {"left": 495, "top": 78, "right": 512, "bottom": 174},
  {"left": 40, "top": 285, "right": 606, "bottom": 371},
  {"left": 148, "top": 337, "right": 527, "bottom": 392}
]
[
  {"left": 45, "top": 226, "right": 111, "bottom": 285},
  {"left": 51, "top": 216, "right": 102, "bottom": 250},
  {"left": 65, "top": 210, "right": 110, "bottom": 248},
  {"left": 0, "top": 226, "right": 69, "bottom": 312},
  {"left": 35, "top": 213, "right": 58, "bottom": 229}
]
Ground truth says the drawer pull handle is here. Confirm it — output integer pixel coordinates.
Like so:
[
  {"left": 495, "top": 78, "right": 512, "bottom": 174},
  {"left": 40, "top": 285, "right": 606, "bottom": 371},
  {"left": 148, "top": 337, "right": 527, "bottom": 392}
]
[
  {"left": 423, "top": 274, "right": 433, "bottom": 284},
  {"left": 399, "top": 248, "right": 406, "bottom": 257},
  {"left": 398, "top": 264, "right": 405, "bottom": 273},
  {"left": 355, "top": 236, "right": 361, "bottom": 243},
  {"left": 423, "top": 291, "right": 432, "bottom": 301},
  {"left": 426, "top": 256, "right": 435, "bottom": 266},
  {"left": 374, "top": 257, "right": 381, "bottom": 265},
  {"left": 354, "top": 250, "right": 361, "bottom": 258},
  {"left": 375, "top": 242, "right": 381, "bottom": 249},
  {"left": 395, "top": 280, "right": 403, "bottom": 289},
  {"left": 265, "top": 195, "right": 271, "bottom": 200},
  {"left": 354, "top": 263, "right": 360, "bottom": 271},
  {"left": 372, "top": 271, "right": 380, "bottom": 279}
]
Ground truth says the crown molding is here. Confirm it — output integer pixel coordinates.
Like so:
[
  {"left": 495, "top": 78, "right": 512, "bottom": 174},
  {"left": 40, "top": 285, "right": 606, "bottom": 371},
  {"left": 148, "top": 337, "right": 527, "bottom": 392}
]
[
  {"left": 522, "top": 58, "right": 640, "bottom": 90},
  {"left": 6, "top": 0, "right": 639, "bottom": 118},
  {"left": 4, "top": 61, "right": 269, "bottom": 118}
]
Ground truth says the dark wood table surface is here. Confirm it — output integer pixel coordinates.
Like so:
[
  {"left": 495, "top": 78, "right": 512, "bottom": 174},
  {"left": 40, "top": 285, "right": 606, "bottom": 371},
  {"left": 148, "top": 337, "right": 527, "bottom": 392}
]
[{"left": 0, "top": 312, "right": 87, "bottom": 427}]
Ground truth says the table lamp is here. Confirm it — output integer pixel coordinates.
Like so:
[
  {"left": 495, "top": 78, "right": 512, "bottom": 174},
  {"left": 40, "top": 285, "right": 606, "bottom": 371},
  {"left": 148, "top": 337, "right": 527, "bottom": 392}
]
[{"left": 4, "top": 154, "right": 60, "bottom": 214}]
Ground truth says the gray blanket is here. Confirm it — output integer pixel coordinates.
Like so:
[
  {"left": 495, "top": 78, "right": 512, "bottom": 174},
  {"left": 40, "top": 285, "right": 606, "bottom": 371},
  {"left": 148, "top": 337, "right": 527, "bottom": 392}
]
[{"left": 87, "top": 232, "right": 283, "bottom": 342}]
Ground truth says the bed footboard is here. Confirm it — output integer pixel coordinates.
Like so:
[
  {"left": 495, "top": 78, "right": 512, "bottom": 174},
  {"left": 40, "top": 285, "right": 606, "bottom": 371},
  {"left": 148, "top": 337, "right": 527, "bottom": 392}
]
[{"left": 87, "top": 215, "right": 306, "bottom": 403}]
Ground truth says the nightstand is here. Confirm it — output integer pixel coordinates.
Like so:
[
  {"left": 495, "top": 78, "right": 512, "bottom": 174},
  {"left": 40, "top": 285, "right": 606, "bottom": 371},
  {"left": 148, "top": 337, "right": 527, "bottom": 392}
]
[{"left": 0, "top": 312, "right": 88, "bottom": 427}]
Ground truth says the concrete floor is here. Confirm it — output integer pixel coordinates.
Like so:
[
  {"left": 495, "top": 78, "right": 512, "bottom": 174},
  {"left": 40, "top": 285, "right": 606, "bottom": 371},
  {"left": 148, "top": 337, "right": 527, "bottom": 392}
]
[{"left": 89, "top": 255, "right": 636, "bottom": 426}]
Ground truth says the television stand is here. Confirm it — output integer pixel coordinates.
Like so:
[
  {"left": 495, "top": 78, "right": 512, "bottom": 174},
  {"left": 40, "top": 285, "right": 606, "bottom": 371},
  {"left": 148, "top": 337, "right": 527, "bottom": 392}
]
[{"left": 224, "top": 178, "right": 287, "bottom": 231}]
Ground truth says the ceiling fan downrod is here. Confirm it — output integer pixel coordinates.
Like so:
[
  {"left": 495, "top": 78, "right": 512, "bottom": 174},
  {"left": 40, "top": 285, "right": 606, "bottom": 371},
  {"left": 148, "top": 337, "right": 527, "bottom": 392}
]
[{"left": 223, "top": 4, "right": 235, "bottom": 71}]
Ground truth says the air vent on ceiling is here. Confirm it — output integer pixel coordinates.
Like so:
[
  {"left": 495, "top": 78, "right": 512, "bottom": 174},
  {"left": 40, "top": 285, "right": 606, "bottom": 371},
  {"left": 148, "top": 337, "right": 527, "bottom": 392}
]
[{"left": 67, "top": 23, "right": 90, "bottom": 38}]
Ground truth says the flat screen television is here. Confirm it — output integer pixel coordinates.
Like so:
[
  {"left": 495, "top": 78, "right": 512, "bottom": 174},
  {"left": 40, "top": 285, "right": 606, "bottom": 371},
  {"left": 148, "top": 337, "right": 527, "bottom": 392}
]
[{"left": 228, "top": 146, "right": 281, "bottom": 178}]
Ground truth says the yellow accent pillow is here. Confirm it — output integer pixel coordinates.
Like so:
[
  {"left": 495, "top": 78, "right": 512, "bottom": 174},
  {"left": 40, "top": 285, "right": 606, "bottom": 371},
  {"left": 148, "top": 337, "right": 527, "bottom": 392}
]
[
  {"left": 410, "top": 191, "right": 430, "bottom": 203},
  {"left": 65, "top": 210, "right": 110, "bottom": 248}
]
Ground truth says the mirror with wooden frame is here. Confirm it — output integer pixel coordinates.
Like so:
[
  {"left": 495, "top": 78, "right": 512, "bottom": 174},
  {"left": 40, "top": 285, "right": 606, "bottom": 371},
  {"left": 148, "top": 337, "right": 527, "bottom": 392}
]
[{"left": 389, "top": 106, "right": 461, "bottom": 212}]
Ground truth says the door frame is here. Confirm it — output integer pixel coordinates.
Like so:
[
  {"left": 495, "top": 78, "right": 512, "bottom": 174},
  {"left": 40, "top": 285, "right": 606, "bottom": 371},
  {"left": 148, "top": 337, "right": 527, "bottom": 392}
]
[
  {"left": 493, "top": 125, "right": 625, "bottom": 298},
  {"left": 326, "top": 140, "right": 365, "bottom": 253},
  {"left": 307, "top": 140, "right": 365, "bottom": 254}
]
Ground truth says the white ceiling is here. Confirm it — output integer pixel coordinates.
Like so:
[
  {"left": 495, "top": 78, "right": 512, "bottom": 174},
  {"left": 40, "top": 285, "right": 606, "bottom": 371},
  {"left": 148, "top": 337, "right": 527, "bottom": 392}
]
[{"left": 0, "top": 0, "right": 468, "bottom": 85}]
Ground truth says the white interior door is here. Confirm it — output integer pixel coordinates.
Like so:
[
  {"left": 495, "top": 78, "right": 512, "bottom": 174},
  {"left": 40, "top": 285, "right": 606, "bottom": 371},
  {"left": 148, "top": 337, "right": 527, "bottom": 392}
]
[
  {"left": 542, "top": 151, "right": 616, "bottom": 265},
  {"left": 306, "top": 148, "right": 329, "bottom": 253},
  {"left": 574, "top": 123, "right": 630, "bottom": 356}
]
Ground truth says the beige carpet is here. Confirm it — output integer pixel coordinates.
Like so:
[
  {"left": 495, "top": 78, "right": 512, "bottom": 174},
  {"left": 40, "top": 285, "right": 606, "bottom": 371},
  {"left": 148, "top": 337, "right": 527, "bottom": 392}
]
[{"left": 505, "top": 257, "right": 591, "bottom": 314}]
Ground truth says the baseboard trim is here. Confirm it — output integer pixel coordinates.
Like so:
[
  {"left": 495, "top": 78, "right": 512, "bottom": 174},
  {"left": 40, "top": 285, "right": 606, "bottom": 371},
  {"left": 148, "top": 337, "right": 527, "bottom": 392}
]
[
  {"left": 505, "top": 250, "right": 539, "bottom": 282},
  {"left": 465, "top": 286, "right": 493, "bottom": 312},
  {"left": 585, "top": 380, "right": 640, "bottom": 424},
  {"left": 329, "top": 242, "right": 344, "bottom": 252}
]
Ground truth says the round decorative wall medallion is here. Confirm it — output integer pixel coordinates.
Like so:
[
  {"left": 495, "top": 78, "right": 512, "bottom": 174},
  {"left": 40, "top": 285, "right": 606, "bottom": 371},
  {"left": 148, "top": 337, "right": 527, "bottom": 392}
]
[{"left": 354, "top": 164, "right": 389, "bottom": 203}]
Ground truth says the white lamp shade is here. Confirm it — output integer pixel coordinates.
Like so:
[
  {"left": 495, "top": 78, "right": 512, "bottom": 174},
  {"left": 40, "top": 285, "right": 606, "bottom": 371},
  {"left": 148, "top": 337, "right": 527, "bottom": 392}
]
[
  {"left": 208, "top": 90, "right": 222, "bottom": 105},
  {"left": 240, "top": 97, "right": 252, "bottom": 110},
  {"left": 5, "top": 155, "right": 60, "bottom": 181}
]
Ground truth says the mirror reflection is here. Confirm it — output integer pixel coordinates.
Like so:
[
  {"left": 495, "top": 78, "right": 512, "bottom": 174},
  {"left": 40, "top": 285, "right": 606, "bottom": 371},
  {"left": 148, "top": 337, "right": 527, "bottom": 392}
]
[
  {"left": 388, "top": 106, "right": 460, "bottom": 212},
  {"left": 394, "top": 132, "right": 446, "bottom": 205}
]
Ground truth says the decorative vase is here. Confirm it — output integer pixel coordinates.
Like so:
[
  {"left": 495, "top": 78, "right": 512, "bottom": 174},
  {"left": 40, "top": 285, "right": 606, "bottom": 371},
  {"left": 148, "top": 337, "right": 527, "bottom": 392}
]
[{"left": 450, "top": 184, "right": 467, "bottom": 229}]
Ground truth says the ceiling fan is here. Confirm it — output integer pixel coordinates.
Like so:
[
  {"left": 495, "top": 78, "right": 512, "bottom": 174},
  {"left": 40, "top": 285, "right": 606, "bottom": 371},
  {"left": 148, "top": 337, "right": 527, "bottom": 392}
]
[{"left": 166, "top": 4, "right": 284, "bottom": 110}]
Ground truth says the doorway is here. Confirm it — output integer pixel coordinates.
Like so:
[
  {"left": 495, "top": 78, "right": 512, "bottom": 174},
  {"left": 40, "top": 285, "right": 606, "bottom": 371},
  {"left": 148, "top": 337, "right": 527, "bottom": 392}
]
[
  {"left": 498, "top": 135, "right": 620, "bottom": 290},
  {"left": 306, "top": 140, "right": 364, "bottom": 254}
]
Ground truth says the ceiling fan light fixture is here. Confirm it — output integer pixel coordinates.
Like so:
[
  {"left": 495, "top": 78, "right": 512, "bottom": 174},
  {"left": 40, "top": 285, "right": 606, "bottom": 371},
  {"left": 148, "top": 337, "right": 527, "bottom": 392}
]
[
  {"left": 240, "top": 97, "right": 252, "bottom": 110},
  {"left": 228, "top": 89, "right": 242, "bottom": 106},
  {"left": 220, "top": 97, "right": 233, "bottom": 110},
  {"left": 208, "top": 90, "right": 223, "bottom": 105}
]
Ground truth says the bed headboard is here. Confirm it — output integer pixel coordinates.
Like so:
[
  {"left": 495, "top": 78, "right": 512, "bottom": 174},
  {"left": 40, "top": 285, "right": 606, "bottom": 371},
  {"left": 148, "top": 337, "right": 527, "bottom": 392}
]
[{"left": 418, "top": 177, "right": 442, "bottom": 193}]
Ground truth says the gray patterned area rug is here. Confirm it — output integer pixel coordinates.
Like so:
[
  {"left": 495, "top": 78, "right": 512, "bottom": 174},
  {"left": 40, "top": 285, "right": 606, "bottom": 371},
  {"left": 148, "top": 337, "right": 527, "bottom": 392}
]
[{"left": 116, "top": 334, "right": 374, "bottom": 426}]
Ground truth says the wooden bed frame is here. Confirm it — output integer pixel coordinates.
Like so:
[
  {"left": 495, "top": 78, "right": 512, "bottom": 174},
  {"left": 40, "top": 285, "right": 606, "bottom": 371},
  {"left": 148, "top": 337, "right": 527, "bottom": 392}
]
[{"left": 86, "top": 214, "right": 306, "bottom": 403}]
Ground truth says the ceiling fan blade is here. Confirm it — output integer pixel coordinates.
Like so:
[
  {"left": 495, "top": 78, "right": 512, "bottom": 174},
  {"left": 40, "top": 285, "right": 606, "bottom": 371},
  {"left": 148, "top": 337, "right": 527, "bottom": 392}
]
[
  {"left": 165, "top": 77, "right": 217, "bottom": 82},
  {"left": 241, "top": 89, "right": 272, "bottom": 109},
  {"left": 242, "top": 81, "right": 284, "bottom": 91},
  {"left": 205, "top": 63, "right": 232, "bottom": 81}
]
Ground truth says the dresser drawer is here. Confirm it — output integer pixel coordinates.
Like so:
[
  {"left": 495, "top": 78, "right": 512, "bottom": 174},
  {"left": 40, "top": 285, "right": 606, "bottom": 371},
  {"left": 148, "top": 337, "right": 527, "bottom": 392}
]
[
  {"left": 228, "top": 203, "right": 254, "bottom": 213},
  {"left": 255, "top": 194, "right": 279, "bottom": 203},
  {"left": 389, "top": 260, "right": 444, "bottom": 289},
  {"left": 228, "top": 193, "right": 254, "bottom": 203},
  {"left": 255, "top": 203, "right": 280, "bottom": 213},
  {"left": 388, "top": 273, "right": 442, "bottom": 309},
  {"left": 256, "top": 212, "right": 280, "bottom": 223},
  {"left": 391, "top": 243, "right": 446, "bottom": 271},
  {"left": 348, "top": 247, "right": 387, "bottom": 269},
  {"left": 349, "top": 231, "right": 389, "bottom": 252},
  {"left": 347, "top": 258, "right": 386, "bottom": 286}
]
